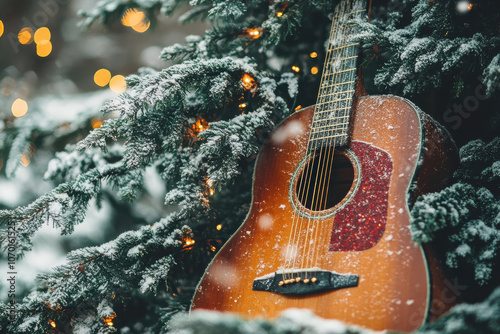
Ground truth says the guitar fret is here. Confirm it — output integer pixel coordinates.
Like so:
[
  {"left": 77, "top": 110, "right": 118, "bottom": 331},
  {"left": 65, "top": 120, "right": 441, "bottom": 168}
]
[
  {"left": 311, "top": 122, "right": 349, "bottom": 132},
  {"left": 311, "top": 133, "right": 347, "bottom": 141},
  {"left": 327, "top": 43, "right": 359, "bottom": 53},
  {"left": 316, "top": 97, "right": 353, "bottom": 107}
]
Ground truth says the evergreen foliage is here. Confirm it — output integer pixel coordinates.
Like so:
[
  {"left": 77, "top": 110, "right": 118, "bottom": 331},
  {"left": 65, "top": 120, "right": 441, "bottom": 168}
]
[{"left": 0, "top": 0, "right": 499, "bottom": 333}]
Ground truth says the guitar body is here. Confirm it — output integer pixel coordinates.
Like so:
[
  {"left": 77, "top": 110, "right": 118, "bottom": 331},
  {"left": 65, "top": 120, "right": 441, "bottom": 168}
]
[{"left": 191, "top": 95, "right": 458, "bottom": 332}]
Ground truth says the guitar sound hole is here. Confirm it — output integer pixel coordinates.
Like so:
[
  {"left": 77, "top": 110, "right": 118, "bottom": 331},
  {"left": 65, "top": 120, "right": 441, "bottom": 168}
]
[{"left": 296, "top": 150, "right": 355, "bottom": 211}]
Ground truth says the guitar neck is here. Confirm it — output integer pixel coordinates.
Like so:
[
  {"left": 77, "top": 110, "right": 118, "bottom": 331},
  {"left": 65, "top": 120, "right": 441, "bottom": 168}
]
[{"left": 309, "top": 0, "right": 367, "bottom": 150}]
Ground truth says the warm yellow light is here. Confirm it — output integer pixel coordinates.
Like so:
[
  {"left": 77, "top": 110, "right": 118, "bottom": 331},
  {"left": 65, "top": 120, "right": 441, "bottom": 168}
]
[
  {"left": 0, "top": 20, "right": 4, "bottom": 38},
  {"left": 36, "top": 40, "right": 52, "bottom": 57},
  {"left": 241, "top": 73, "right": 257, "bottom": 91},
  {"left": 109, "top": 75, "right": 127, "bottom": 93},
  {"left": 91, "top": 118, "right": 104, "bottom": 129},
  {"left": 276, "top": 11, "right": 283, "bottom": 18},
  {"left": 94, "top": 69, "right": 112, "bottom": 87},
  {"left": 132, "top": 20, "right": 150, "bottom": 33},
  {"left": 292, "top": 66, "right": 300, "bottom": 73},
  {"left": 121, "top": 8, "right": 145, "bottom": 27},
  {"left": 468, "top": 3, "right": 473, "bottom": 10},
  {"left": 311, "top": 66, "right": 319, "bottom": 75},
  {"left": 12, "top": 98, "right": 28, "bottom": 117},
  {"left": 49, "top": 320, "right": 56, "bottom": 328},
  {"left": 310, "top": 52, "right": 318, "bottom": 58},
  {"left": 239, "top": 102, "right": 247, "bottom": 108},
  {"left": 216, "top": 224, "right": 222, "bottom": 230},
  {"left": 102, "top": 314, "right": 116, "bottom": 327},
  {"left": 183, "top": 237, "right": 195, "bottom": 248},
  {"left": 18, "top": 27, "right": 34, "bottom": 45},
  {"left": 209, "top": 188, "right": 215, "bottom": 196},
  {"left": 295, "top": 105, "right": 302, "bottom": 111},
  {"left": 246, "top": 28, "right": 261, "bottom": 39},
  {"left": 34, "top": 27, "right": 51, "bottom": 44}
]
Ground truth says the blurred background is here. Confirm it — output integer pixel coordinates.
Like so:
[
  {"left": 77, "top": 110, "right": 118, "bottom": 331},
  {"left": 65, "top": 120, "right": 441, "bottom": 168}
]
[{"left": 0, "top": 0, "right": 207, "bottom": 299}]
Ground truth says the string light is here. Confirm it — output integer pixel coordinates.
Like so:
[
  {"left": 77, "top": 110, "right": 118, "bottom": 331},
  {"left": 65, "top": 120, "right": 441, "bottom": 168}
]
[
  {"left": 91, "top": 118, "right": 104, "bottom": 129},
  {"left": 310, "top": 52, "right": 318, "bottom": 58},
  {"left": 122, "top": 8, "right": 150, "bottom": 33},
  {"left": 241, "top": 73, "right": 257, "bottom": 91},
  {"left": 183, "top": 237, "right": 195, "bottom": 248},
  {"left": 109, "top": 75, "right": 127, "bottom": 93},
  {"left": 34, "top": 27, "right": 51, "bottom": 44},
  {"left": 18, "top": 27, "right": 34, "bottom": 45},
  {"left": 468, "top": 3, "right": 473, "bottom": 10},
  {"left": 0, "top": 20, "right": 4, "bottom": 38},
  {"left": 192, "top": 117, "right": 209, "bottom": 135},
  {"left": 102, "top": 314, "right": 116, "bottom": 327},
  {"left": 49, "top": 319, "right": 56, "bottom": 328},
  {"left": 295, "top": 105, "right": 302, "bottom": 111},
  {"left": 210, "top": 245, "right": 217, "bottom": 252},
  {"left": 311, "top": 66, "right": 319, "bottom": 75},
  {"left": 292, "top": 66, "right": 300, "bottom": 73},
  {"left": 216, "top": 224, "right": 222, "bottom": 230},
  {"left": 246, "top": 28, "right": 261, "bottom": 40},
  {"left": 12, "top": 98, "right": 28, "bottom": 117},
  {"left": 36, "top": 40, "right": 52, "bottom": 57},
  {"left": 239, "top": 102, "right": 247, "bottom": 108},
  {"left": 94, "top": 69, "right": 112, "bottom": 87},
  {"left": 276, "top": 11, "right": 283, "bottom": 17}
]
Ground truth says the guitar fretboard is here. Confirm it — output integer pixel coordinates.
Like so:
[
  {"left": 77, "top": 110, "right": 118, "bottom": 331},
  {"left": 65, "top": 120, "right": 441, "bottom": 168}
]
[{"left": 308, "top": 0, "right": 367, "bottom": 150}]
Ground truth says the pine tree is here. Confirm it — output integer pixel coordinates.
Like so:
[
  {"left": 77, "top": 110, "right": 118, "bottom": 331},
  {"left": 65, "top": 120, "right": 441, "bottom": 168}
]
[{"left": 0, "top": 0, "right": 499, "bottom": 333}]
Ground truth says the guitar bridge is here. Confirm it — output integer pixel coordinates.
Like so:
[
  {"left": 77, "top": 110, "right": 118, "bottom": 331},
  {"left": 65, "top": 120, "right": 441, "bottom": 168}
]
[{"left": 252, "top": 268, "right": 358, "bottom": 296}]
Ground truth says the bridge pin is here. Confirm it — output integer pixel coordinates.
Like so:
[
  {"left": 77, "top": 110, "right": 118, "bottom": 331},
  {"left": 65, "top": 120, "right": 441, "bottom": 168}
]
[
  {"left": 303, "top": 279, "right": 310, "bottom": 284},
  {"left": 279, "top": 281, "right": 284, "bottom": 286},
  {"left": 287, "top": 279, "right": 294, "bottom": 284},
  {"left": 311, "top": 277, "right": 317, "bottom": 283},
  {"left": 295, "top": 277, "right": 301, "bottom": 282}
]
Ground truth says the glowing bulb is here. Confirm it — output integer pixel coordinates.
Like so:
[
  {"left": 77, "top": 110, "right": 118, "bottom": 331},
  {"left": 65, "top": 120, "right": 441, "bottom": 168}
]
[
  {"left": 295, "top": 105, "right": 302, "bottom": 111},
  {"left": 468, "top": 3, "right": 473, "bottom": 10},
  {"left": 239, "top": 102, "right": 247, "bottom": 108},
  {"left": 36, "top": 40, "right": 52, "bottom": 57},
  {"left": 109, "top": 75, "right": 127, "bottom": 93},
  {"left": 91, "top": 118, "right": 104, "bottom": 129},
  {"left": 18, "top": 27, "right": 34, "bottom": 45},
  {"left": 49, "top": 320, "right": 56, "bottom": 328},
  {"left": 246, "top": 28, "right": 261, "bottom": 39},
  {"left": 292, "top": 66, "right": 300, "bottom": 73},
  {"left": 310, "top": 52, "right": 318, "bottom": 58},
  {"left": 94, "top": 69, "right": 112, "bottom": 87},
  {"left": 34, "top": 27, "right": 51, "bottom": 44},
  {"left": 276, "top": 11, "right": 283, "bottom": 17},
  {"left": 0, "top": 20, "right": 4, "bottom": 38},
  {"left": 216, "top": 224, "right": 222, "bottom": 230},
  {"left": 241, "top": 73, "right": 256, "bottom": 90},
  {"left": 209, "top": 188, "right": 215, "bottom": 196},
  {"left": 12, "top": 98, "right": 28, "bottom": 117},
  {"left": 311, "top": 66, "right": 319, "bottom": 75}
]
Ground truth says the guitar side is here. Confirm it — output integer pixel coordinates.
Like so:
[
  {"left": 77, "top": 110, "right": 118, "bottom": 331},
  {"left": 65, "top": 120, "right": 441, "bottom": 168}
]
[{"left": 190, "top": 95, "right": 458, "bottom": 332}]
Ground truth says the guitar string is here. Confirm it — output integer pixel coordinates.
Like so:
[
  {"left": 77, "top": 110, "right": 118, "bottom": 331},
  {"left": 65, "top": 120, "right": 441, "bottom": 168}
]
[
  {"left": 306, "top": 0, "right": 354, "bottom": 276},
  {"left": 298, "top": 0, "right": 350, "bottom": 281},
  {"left": 311, "top": 1, "right": 364, "bottom": 271},
  {"left": 281, "top": 2, "right": 341, "bottom": 283}
]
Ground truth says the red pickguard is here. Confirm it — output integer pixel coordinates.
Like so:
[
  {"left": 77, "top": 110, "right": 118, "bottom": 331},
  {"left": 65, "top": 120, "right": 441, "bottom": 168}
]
[{"left": 330, "top": 141, "right": 393, "bottom": 251}]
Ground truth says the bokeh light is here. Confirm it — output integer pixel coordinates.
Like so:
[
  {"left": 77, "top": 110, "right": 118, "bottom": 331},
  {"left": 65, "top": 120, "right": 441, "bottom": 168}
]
[
  {"left": 311, "top": 66, "right": 319, "bottom": 75},
  {"left": 34, "top": 27, "right": 51, "bottom": 44},
  {"left": 109, "top": 75, "right": 127, "bottom": 93},
  {"left": 132, "top": 20, "right": 150, "bottom": 33},
  {"left": 12, "top": 98, "right": 28, "bottom": 117},
  {"left": 18, "top": 27, "right": 34, "bottom": 45},
  {"left": 310, "top": 52, "right": 318, "bottom": 58},
  {"left": 121, "top": 8, "right": 145, "bottom": 27},
  {"left": 94, "top": 69, "right": 112, "bottom": 87},
  {"left": 0, "top": 20, "right": 4, "bottom": 38},
  {"left": 36, "top": 40, "right": 52, "bottom": 57},
  {"left": 1, "top": 77, "right": 16, "bottom": 96}
]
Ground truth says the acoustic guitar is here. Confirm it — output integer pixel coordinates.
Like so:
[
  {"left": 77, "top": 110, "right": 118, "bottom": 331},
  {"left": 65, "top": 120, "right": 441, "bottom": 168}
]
[{"left": 191, "top": 0, "right": 458, "bottom": 331}]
